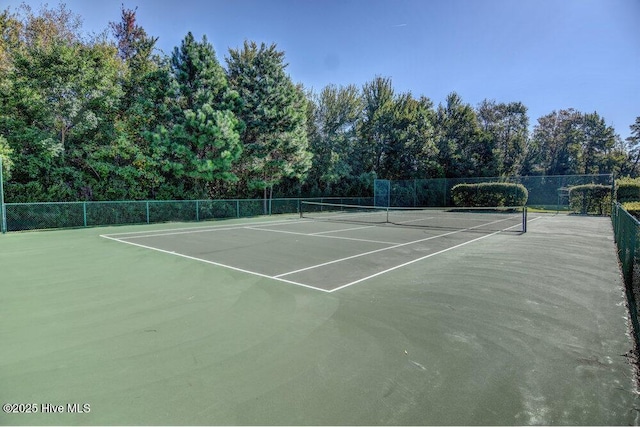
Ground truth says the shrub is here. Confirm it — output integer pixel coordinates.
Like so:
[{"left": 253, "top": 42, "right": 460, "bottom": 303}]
[
  {"left": 451, "top": 182, "right": 528, "bottom": 207},
  {"left": 622, "top": 202, "right": 640, "bottom": 221},
  {"left": 616, "top": 177, "right": 640, "bottom": 203},
  {"left": 568, "top": 184, "right": 611, "bottom": 215}
]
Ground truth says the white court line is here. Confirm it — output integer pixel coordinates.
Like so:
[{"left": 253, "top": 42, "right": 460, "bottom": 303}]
[
  {"left": 99, "top": 234, "right": 332, "bottom": 293},
  {"left": 330, "top": 216, "right": 543, "bottom": 292},
  {"left": 244, "top": 226, "right": 401, "bottom": 245},
  {"left": 100, "top": 213, "right": 540, "bottom": 293},
  {"left": 310, "top": 225, "right": 377, "bottom": 235},
  {"left": 329, "top": 231, "right": 500, "bottom": 292},
  {"left": 105, "top": 219, "right": 310, "bottom": 239},
  {"left": 274, "top": 229, "right": 462, "bottom": 278},
  {"left": 392, "top": 216, "right": 436, "bottom": 225},
  {"left": 101, "top": 216, "right": 303, "bottom": 237},
  {"left": 274, "top": 215, "right": 519, "bottom": 278}
]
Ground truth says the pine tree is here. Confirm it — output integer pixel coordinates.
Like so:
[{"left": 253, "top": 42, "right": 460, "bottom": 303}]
[
  {"left": 152, "top": 32, "right": 243, "bottom": 199},
  {"left": 226, "top": 41, "right": 311, "bottom": 201}
]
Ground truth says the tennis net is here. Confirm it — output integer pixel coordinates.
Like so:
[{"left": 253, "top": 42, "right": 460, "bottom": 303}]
[{"left": 300, "top": 201, "right": 527, "bottom": 233}]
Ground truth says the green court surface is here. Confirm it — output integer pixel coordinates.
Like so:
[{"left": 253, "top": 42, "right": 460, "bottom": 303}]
[{"left": 1, "top": 213, "right": 639, "bottom": 425}]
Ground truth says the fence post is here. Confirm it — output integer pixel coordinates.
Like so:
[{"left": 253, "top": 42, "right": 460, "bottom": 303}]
[
  {"left": 0, "top": 156, "right": 5, "bottom": 234},
  {"left": 444, "top": 178, "right": 448, "bottom": 207},
  {"left": 236, "top": 200, "right": 240, "bottom": 218},
  {"left": 146, "top": 201, "right": 150, "bottom": 224},
  {"left": 196, "top": 200, "right": 200, "bottom": 222},
  {"left": 83, "top": 202, "right": 87, "bottom": 227}
]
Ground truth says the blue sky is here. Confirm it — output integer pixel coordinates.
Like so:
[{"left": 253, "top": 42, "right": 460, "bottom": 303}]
[{"left": 4, "top": 0, "right": 639, "bottom": 140}]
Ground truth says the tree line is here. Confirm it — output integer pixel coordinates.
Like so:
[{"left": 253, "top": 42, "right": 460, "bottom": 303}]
[{"left": 1, "top": 4, "right": 638, "bottom": 203}]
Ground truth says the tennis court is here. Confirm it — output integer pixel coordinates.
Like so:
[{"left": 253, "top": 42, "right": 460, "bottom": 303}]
[
  {"left": 100, "top": 203, "right": 529, "bottom": 292},
  {"left": 2, "top": 208, "right": 640, "bottom": 425}
]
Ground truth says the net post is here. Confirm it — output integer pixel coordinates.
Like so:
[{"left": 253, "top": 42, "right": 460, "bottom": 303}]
[
  {"left": 523, "top": 206, "right": 527, "bottom": 233},
  {"left": 0, "top": 156, "right": 5, "bottom": 234}
]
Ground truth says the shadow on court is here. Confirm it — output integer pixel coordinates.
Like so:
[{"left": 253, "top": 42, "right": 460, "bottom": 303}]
[{"left": 1, "top": 213, "right": 639, "bottom": 425}]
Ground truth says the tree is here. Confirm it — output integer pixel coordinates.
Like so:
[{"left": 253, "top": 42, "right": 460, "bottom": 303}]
[
  {"left": 16, "top": 2, "right": 82, "bottom": 48},
  {"left": 525, "top": 109, "right": 621, "bottom": 176},
  {"left": 2, "top": 38, "right": 123, "bottom": 201},
  {"left": 172, "top": 32, "right": 233, "bottom": 112},
  {"left": 226, "top": 41, "right": 311, "bottom": 201},
  {"left": 0, "top": 9, "right": 22, "bottom": 74},
  {"left": 352, "top": 77, "right": 438, "bottom": 183},
  {"left": 0, "top": 135, "right": 13, "bottom": 180},
  {"left": 385, "top": 93, "right": 437, "bottom": 179},
  {"left": 477, "top": 99, "right": 528, "bottom": 176},
  {"left": 151, "top": 32, "right": 243, "bottom": 199},
  {"left": 434, "top": 92, "right": 492, "bottom": 178},
  {"left": 580, "top": 112, "right": 617, "bottom": 174},
  {"left": 525, "top": 109, "right": 581, "bottom": 176},
  {"left": 625, "top": 117, "right": 640, "bottom": 176},
  {"left": 100, "top": 6, "right": 167, "bottom": 200},
  {"left": 110, "top": 5, "right": 158, "bottom": 109},
  {"left": 356, "top": 76, "right": 395, "bottom": 176},
  {"left": 110, "top": 6, "right": 156, "bottom": 63},
  {"left": 305, "top": 84, "right": 362, "bottom": 195}
]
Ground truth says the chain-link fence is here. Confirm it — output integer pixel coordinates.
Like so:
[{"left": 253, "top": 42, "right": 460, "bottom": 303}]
[
  {"left": 377, "top": 174, "right": 613, "bottom": 208},
  {"left": 612, "top": 202, "right": 640, "bottom": 355},
  {"left": 1, "top": 174, "right": 615, "bottom": 232},
  {"left": 3, "top": 197, "right": 374, "bottom": 232}
]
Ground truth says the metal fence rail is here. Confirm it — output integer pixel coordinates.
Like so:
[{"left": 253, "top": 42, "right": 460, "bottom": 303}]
[
  {"left": 2, "top": 197, "right": 374, "bottom": 232},
  {"left": 611, "top": 202, "right": 640, "bottom": 350}
]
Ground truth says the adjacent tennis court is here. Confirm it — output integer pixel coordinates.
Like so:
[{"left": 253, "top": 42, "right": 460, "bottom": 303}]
[{"left": 2, "top": 209, "right": 639, "bottom": 425}]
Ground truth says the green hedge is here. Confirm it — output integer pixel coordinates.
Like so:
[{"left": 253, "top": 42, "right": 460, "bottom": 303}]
[
  {"left": 568, "top": 184, "right": 611, "bottom": 215},
  {"left": 451, "top": 183, "right": 528, "bottom": 207},
  {"left": 622, "top": 201, "right": 640, "bottom": 220},
  {"left": 616, "top": 177, "right": 640, "bottom": 203}
]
